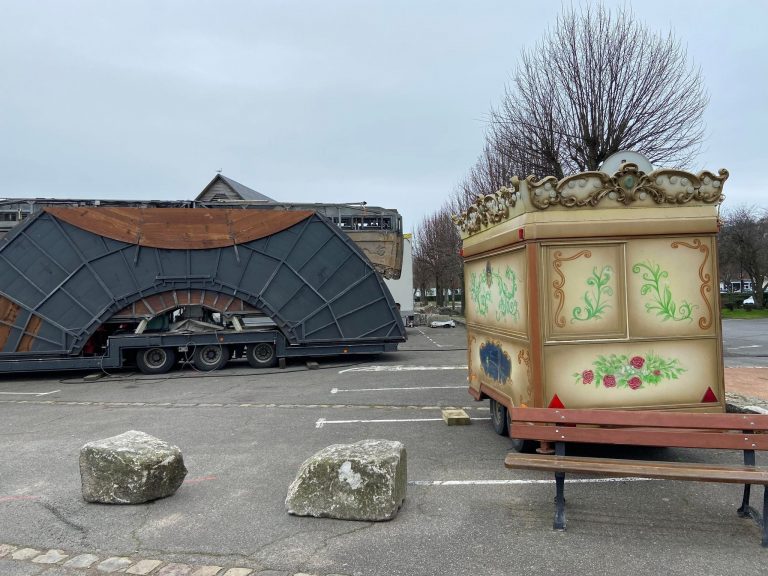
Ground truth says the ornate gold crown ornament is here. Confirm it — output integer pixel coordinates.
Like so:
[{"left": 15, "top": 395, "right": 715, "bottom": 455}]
[{"left": 452, "top": 163, "right": 728, "bottom": 237}]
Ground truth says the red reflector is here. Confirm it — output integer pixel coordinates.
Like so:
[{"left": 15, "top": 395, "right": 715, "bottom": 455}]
[
  {"left": 701, "top": 387, "right": 718, "bottom": 403},
  {"left": 548, "top": 394, "right": 565, "bottom": 409},
  {"left": 517, "top": 228, "right": 525, "bottom": 240},
  {"left": 459, "top": 248, "right": 464, "bottom": 257}
]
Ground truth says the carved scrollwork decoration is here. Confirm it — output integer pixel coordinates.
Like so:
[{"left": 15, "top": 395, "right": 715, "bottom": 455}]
[
  {"left": 527, "top": 164, "right": 728, "bottom": 210},
  {"left": 452, "top": 178, "right": 520, "bottom": 235},
  {"left": 552, "top": 249, "right": 592, "bottom": 328},
  {"left": 671, "top": 239, "right": 713, "bottom": 330},
  {"left": 453, "top": 165, "right": 728, "bottom": 236}
]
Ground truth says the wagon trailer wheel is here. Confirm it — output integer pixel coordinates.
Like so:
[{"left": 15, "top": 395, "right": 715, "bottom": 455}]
[
  {"left": 192, "top": 344, "right": 230, "bottom": 371},
  {"left": 489, "top": 398, "right": 509, "bottom": 436},
  {"left": 136, "top": 347, "right": 177, "bottom": 375},
  {"left": 507, "top": 409, "right": 537, "bottom": 454},
  {"left": 246, "top": 342, "right": 277, "bottom": 368}
]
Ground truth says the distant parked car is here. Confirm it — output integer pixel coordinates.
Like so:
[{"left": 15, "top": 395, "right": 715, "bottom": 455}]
[
  {"left": 430, "top": 318, "right": 456, "bottom": 328},
  {"left": 744, "top": 296, "right": 755, "bottom": 305}
]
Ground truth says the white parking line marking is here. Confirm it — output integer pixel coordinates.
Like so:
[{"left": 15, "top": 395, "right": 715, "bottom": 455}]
[
  {"left": 315, "top": 417, "right": 491, "bottom": 428},
  {"left": 417, "top": 327, "right": 445, "bottom": 348},
  {"left": 331, "top": 385, "right": 466, "bottom": 394},
  {"left": 409, "top": 477, "right": 655, "bottom": 486},
  {"left": 338, "top": 365, "right": 467, "bottom": 374},
  {"left": 0, "top": 390, "right": 60, "bottom": 396}
]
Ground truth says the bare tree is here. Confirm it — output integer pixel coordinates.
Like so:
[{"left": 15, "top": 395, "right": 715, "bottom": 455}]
[
  {"left": 412, "top": 208, "right": 463, "bottom": 309},
  {"left": 412, "top": 252, "right": 432, "bottom": 306},
  {"left": 491, "top": 4, "right": 708, "bottom": 178},
  {"left": 718, "top": 206, "right": 768, "bottom": 308},
  {"left": 449, "top": 131, "right": 525, "bottom": 215}
]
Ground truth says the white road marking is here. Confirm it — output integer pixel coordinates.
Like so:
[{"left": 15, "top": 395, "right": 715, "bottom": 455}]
[
  {"left": 727, "top": 345, "right": 761, "bottom": 350},
  {"left": 338, "top": 365, "right": 467, "bottom": 374},
  {"left": 331, "top": 385, "right": 466, "bottom": 394},
  {"left": 417, "top": 327, "right": 445, "bottom": 348},
  {"left": 409, "top": 477, "right": 655, "bottom": 486},
  {"left": 0, "top": 390, "right": 60, "bottom": 396},
  {"left": 316, "top": 417, "right": 491, "bottom": 428}
]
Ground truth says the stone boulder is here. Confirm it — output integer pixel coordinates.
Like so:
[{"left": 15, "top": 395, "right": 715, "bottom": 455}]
[
  {"left": 286, "top": 439, "right": 406, "bottom": 521},
  {"left": 79, "top": 430, "right": 187, "bottom": 504}
]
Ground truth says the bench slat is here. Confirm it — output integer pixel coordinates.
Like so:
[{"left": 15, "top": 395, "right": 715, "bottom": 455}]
[
  {"left": 509, "top": 408, "right": 768, "bottom": 431},
  {"left": 504, "top": 453, "right": 768, "bottom": 484},
  {"left": 510, "top": 423, "right": 768, "bottom": 450}
]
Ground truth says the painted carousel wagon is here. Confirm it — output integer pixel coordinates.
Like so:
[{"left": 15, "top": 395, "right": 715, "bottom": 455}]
[{"left": 453, "top": 155, "right": 728, "bottom": 450}]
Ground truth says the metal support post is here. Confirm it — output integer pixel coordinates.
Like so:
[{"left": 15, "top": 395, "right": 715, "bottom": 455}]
[
  {"left": 553, "top": 441, "right": 566, "bottom": 530},
  {"left": 738, "top": 449, "right": 755, "bottom": 517}
]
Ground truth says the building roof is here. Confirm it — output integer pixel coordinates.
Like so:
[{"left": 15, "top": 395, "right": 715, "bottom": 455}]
[{"left": 196, "top": 174, "right": 276, "bottom": 203}]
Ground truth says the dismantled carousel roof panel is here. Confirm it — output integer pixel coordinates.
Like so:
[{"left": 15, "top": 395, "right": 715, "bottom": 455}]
[
  {"left": 45, "top": 207, "right": 314, "bottom": 249},
  {"left": 0, "top": 208, "right": 405, "bottom": 356}
]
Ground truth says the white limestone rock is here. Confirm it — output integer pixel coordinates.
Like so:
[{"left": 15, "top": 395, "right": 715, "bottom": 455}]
[
  {"left": 79, "top": 430, "right": 187, "bottom": 504},
  {"left": 286, "top": 439, "right": 406, "bottom": 521}
]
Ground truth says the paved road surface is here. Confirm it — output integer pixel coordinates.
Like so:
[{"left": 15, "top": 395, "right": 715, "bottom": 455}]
[{"left": 0, "top": 322, "right": 766, "bottom": 575}]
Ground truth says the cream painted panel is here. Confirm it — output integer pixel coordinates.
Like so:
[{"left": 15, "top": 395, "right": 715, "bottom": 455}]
[
  {"left": 465, "top": 249, "right": 527, "bottom": 335},
  {"left": 543, "top": 339, "right": 721, "bottom": 409},
  {"left": 626, "top": 237, "right": 716, "bottom": 337},
  {"left": 468, "top": 334, "right": 532, "bottom": 408},
  {"left": 543, "top": 243, "right": 626, "bottom": 341}
]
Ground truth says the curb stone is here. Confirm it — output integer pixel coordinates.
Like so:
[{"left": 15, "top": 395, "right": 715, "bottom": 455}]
[
  {"left": 1, "top": 543, "right": 351, "bottom": 576},
  {"left": 726, "top": 391, "right": 768, "bottom": 414}
]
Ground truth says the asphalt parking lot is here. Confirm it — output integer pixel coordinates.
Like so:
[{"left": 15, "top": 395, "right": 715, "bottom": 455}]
[{"left": 1, "top": 323, "right": 767, "bottom": 575}]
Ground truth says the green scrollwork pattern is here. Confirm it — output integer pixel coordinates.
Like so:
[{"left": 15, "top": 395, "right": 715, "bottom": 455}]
[
  {"left": 469, "top": 263, "right": 520, "bottom": 322},
  {"left": 493, "top": 266, "right": 519, "bottom": 322},
  {"left": 469, "top": 271, "right": 492, "bottom": 317},
  {"left": 572, "top": 265, "right": 613, "bottom": 322},
  {"left": 632, "top": 260, "right": 695, "bottom": 322}
]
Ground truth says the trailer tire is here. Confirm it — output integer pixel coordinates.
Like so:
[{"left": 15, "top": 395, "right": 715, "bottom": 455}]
[
  {"left": 193, "top": 344, "right": 229, "bottom": 371},
  {"left": 507, "top": 410, "right": 537, "bottom": 453},
  {"left": 136, "top": 347, "right": 176, "bottom": 375},
  {"left": 489, "top": 398, "right": 509, "bottom": 436},
  {"left": 246, "top": 342, "right": 277, "bottom": 368}
]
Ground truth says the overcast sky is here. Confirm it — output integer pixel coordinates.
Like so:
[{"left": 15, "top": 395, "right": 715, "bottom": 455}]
[{"left": 1, "top": 1, "right": 765, "bottom": 232}]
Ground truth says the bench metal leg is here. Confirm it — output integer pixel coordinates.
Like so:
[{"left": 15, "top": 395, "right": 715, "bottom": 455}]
[
  {"left": 738, "top": 484, "right": 752, "bottom": 518},
  {"left": 554, "top": 472, "right": 566, "bottom": 530},
  {"left": 736, "top": 449, "right": 768, "bottom": 546},
  {"left": 738, "top": 450, "right": 756, "bottom": 518},
  {"left": 763, "top": 486, "right": 768, "bottom": 548},
  {"left": 553, "top": 441, "right": 566, "bottom": 530}
]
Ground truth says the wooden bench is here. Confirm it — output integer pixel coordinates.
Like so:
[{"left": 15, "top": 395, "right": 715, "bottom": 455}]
[{"left": 504, "top": 407, "right": 768, "bottom": 546}]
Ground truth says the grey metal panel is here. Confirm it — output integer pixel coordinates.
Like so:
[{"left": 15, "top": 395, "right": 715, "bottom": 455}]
[
  {"left": 0, "top": 258, "right": 42, "bottom": 309},
  {"left": 33, "top": 322, "right": 64, "bottom": 352},
  {"left": 61, "top": 221, "right": 116, "bottom": 260},
  {"left": 190, "top": 250, "right": 219, "bottom": 277},
  {"left": 0, "top": 210, "right": 405, "bottom": 357}
]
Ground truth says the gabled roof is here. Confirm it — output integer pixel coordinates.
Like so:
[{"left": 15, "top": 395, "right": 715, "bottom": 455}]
[{"left": 196, "top": 174, "right": 276, "bottom": 203}]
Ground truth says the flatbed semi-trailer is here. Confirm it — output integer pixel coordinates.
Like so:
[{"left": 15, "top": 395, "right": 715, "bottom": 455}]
[{"left": 0, "top": 207, "right": 406, "bottom": 374}]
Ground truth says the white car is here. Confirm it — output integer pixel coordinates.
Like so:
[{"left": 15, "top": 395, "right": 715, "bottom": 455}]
[{"left": 430, "top": 318, "right": 456, "bottom": 328}]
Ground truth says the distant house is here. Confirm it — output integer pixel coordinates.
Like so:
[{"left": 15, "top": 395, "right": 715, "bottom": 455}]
[{"left": 195, "top": 174, "right": 276, "bottom": 204}]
